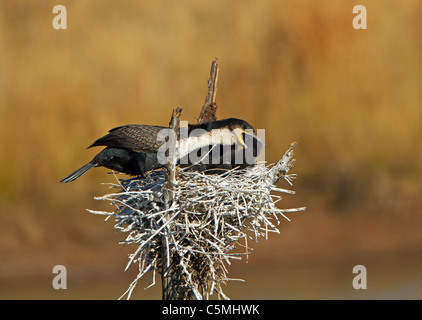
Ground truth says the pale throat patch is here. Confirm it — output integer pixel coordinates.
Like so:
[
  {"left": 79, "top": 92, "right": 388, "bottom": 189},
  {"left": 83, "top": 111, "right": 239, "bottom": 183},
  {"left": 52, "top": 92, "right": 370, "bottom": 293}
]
[{"left": 176, "top": 127, "right": 242, "bottom": 159}]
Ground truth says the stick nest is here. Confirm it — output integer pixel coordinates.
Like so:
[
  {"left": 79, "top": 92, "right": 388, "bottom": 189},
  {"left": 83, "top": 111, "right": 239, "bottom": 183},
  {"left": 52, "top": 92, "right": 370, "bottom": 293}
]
[{"left": 89, "top": 143, "right": 305, "bottom": 300}]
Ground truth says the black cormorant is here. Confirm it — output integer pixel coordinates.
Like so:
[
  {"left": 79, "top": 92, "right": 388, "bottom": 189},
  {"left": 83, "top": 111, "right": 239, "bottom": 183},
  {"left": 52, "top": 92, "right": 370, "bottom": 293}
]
[{"left": 60, "top": 118, "right": 263, "bottom": 183}]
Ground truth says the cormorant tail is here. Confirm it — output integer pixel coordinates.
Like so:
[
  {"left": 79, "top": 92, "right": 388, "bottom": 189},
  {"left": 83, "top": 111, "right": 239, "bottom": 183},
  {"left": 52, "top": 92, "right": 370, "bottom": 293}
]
[{"left": 60, "top": 162, "right": 96, "bottom": 183}]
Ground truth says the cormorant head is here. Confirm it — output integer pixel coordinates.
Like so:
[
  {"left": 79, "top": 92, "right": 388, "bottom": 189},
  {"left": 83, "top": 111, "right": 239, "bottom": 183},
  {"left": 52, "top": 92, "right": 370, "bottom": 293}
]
[
  {"left": 223, "top": 118, "right": 257, "bottom": 149},
  {"left": 215, "top": 118, "right": 263, "bottom": 155}
]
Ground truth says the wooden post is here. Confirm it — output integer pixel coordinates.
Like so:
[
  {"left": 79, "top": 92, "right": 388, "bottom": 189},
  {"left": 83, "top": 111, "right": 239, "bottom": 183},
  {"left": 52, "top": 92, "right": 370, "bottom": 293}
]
[
  {"left": 162, "top": 57, "right": 220, "bottom": 299},
  {"left": 163, "top": 107, "right": 182, "bottom": 204},
  {"left": 161, "top": 107, "right": 185, "bottom": 300}
]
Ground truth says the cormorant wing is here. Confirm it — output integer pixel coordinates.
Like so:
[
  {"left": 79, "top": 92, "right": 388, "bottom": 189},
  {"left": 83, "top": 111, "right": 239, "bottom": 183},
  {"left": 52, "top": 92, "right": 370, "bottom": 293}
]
[{"left": 88, "top": 125, "right": 167, "bottom": 153}]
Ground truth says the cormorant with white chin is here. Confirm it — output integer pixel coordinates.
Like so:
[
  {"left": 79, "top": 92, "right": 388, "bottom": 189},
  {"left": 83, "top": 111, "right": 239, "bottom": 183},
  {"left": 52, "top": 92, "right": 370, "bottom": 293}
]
[{"left": 60, "top": 118, "right": 263, "bottom": 183}]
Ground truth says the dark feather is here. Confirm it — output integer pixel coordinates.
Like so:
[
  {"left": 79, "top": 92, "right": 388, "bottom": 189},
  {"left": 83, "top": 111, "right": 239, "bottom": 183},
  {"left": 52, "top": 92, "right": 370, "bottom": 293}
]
[{"left": 88, "top": 125, "right": 166, "bottom": 153}]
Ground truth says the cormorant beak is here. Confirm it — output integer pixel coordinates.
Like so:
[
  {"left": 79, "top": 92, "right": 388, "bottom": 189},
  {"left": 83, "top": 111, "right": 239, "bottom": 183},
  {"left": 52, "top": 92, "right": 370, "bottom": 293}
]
[
  {"left": 235, "top": 129, "right": 256, "bottom": 149},
  {"left": 236, "top": 131, "right": 247, "bottom": 148}
]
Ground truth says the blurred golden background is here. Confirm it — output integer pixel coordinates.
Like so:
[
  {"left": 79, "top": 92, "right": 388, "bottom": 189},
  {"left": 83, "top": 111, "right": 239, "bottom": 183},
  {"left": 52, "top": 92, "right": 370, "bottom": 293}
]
[{"left": 1, "top": 0, "right": 422, "bottom": 299}]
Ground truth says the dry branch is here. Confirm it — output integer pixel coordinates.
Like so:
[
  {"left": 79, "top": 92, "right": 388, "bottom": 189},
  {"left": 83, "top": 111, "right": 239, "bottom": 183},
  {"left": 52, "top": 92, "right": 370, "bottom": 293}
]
[{"left": 197, "top": 58, "right": 219, "bottom": 124}]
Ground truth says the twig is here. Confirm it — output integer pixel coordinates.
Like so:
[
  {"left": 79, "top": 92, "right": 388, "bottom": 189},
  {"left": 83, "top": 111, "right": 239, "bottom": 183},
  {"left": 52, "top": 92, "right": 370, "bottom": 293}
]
[
  {"left": 197, "top": 57, "right": 219, "bottom": 124},
  {"left": 266, "top": 142, "right": 297, "bottom": 185}
]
